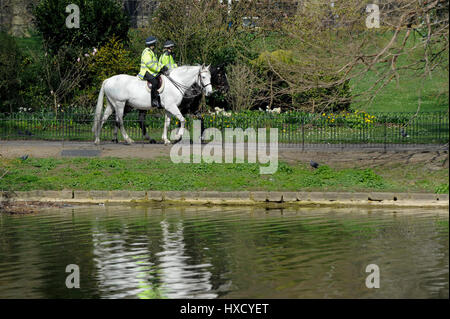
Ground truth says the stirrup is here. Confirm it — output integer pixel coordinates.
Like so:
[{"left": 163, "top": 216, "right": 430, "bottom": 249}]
[{"left": 152, "top": 96, "right": 160, "bottom": 108}]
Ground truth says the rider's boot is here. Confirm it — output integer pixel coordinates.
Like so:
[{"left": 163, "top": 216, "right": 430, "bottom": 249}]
[{"left": 151, "top": 89, "right": 161, "bottom": 108}]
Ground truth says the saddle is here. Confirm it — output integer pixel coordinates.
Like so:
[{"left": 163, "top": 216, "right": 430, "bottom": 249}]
[{"left": 140, "top": 76, "right": 165, "bottom": 94}]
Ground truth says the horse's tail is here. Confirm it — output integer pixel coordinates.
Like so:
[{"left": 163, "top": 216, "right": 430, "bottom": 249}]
[{"left": 92, "top": 80, "right": 106, "bottom": 133}]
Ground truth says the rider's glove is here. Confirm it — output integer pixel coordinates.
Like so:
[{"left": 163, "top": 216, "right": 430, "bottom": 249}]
[{"left": 160, "top": 65, "right": 169, "bottom": 75}]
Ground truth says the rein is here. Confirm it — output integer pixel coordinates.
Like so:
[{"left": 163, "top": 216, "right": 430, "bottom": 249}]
[{"left": 165, "top": 69, "right": 210, "bottom": 99}]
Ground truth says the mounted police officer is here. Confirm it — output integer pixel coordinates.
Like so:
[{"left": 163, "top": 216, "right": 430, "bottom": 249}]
[
  {"left": 138, "top": 36, "right": 168, "bottom": 108},
  {"left": 159, "top": 40, "right": 178, "bottom": 70}
]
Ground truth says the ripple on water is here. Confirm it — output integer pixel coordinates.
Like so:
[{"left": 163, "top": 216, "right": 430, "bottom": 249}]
[{"left": 0, "top": 205, "right": 448, "bottom": 299}]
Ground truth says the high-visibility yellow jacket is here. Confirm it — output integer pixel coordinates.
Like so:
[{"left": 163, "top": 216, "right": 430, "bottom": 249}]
[
  {"left": 159, "top": 51, "right": 178, "bottom": 69},
  {"left": 138, "top": 48, "right": 162, "bottom": 78}
]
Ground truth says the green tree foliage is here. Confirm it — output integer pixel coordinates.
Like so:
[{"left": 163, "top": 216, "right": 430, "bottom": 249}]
[
  {"left": 88, "top": 36, "right": 138, "bottom": 85},
  {"left": 151, "top": 0, "right": 265, "bottom": 66},
  {"left": 0, "top": 32, "right": 22, "bottom": 113},
  {"left": 33, "top": 0, "right": 130, "bottom": 52}
]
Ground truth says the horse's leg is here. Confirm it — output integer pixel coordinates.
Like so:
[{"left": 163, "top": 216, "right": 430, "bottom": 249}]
[
  {"left": 162, "top": 111, "right": 171, "bottom": 145},
  {"left": 167, "top": 106, "right": 185, "bottom": 142},
  {"left": 113, "top": 103, "right": 129, "bottom": 143},
  {"left": 114, "top": 101, "right": 134, "bottom": 145},
  {"left": 95, "top": 100, "right": 114, "bottom": 145},
  {"left": 139, "top": 110, "right": 150, "bottom": 140}
]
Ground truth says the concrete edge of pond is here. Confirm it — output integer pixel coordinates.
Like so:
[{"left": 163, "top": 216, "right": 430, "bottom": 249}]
[{"left": 1, "top": 190, "right": 448, "bottom": 209}]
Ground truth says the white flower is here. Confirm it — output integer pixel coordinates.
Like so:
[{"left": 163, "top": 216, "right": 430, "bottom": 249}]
[
  {"left": 77, "top": 57, "right": 81, "bottom": 62},
  {"left": 272, "top": 107, "right": 281, "bottom": 114}
]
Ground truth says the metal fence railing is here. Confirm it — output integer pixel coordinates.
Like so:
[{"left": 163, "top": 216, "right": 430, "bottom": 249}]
[{"left": 0, "top": 111, "right": 448, "bottom": 149}]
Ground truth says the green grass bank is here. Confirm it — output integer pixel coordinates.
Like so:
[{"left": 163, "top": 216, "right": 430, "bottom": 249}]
[{"left": 0, "top": 157, "right": 447, "bottom": 194}]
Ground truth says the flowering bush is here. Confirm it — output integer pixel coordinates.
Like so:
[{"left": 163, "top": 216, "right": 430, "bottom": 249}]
[
  {"left": 321, "top": 110, "right": 377, "bottom": 128},
  {"left": 70, "top": 37, "right": 139, "bottom": 112},
  {"left": 88, "top": 36, "right": 138, "bottom": 86}
]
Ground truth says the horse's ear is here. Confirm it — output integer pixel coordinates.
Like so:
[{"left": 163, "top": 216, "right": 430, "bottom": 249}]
[{"left": 207, "top": 64, "right": 211, "bottom": 70}]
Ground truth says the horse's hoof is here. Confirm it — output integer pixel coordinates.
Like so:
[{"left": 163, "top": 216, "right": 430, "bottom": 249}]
[
  {"left": 164, "top": 140, "right": 171, "bottom": 145},
  {"left": 124, "top": 139, "right": 134, "bottom": 145}
]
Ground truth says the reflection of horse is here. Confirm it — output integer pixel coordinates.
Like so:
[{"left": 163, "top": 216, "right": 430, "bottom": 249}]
[
  {"left": 93, "top": 65, "right": 213, "bottom": 145},
  {"left": 112, "top": 64, "right": 229, "bottom": 143}
]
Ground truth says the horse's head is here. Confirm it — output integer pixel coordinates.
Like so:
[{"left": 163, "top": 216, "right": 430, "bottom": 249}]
[
  {"left": 210, "top": 64, "right": 229, "bottom": 92},
  {"left": 198, "top": 64, "right": 213, "bottom": 97}
]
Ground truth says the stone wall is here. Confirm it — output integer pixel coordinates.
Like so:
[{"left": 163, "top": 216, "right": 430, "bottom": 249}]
[
  {"left": 0, "top": 0, "right": 39, "bottom": 36},
  {"left": 120, "top": 0, "right": 159, "bottom": 28}
]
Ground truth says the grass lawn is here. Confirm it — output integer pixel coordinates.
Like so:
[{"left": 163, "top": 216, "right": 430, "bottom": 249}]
[
  {"left": 0, "top": 157, "right": 447, "bottom": 194},
  {"left": 351, "top": 67, "right": 449, "bottom": 113},
  {"left": 349, "top": 31, "right": 449, "bottom": 114}
]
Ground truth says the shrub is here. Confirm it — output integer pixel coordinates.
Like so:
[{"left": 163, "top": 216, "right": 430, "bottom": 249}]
[
  {"left": 88, "top": 36, "right": 138, "bottom": 86},
  {"left": 251, "top": 49, "right": 352, "bottom": 113},
  {"left": 0, "top": 32, "right": 22, "bottom": 113},
  {"left": 292, "top": 78, "right": 352, "bottom": 113},
  {"left": 226, "top": 62, "right": 265, "bottom": 112},
  {"left": 69, "top": 37, "right": 138, "bottom": 112}
]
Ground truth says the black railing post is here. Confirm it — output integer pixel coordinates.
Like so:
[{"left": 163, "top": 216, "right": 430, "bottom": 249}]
[
  {"left": 438, "top": 112, "right": 441, "bottom": 143},
  {"left": 301, "top": 116, "right": 305, "bottom": 151},
  {"left": 384, "top": 115, "right": 387, "bottom": 152}
]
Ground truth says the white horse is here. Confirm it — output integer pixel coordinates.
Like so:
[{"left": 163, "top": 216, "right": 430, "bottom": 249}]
[{"left": 92, "top": 65, "right": 213, "bottom": 145}]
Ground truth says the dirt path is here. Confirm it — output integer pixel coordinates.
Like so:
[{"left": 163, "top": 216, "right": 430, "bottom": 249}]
[{"left": 1, "top": 140, "right": 448, "bottom": 170}]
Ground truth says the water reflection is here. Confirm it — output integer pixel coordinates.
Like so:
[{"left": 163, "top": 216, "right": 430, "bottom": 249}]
[
  {"left": 157, "top": 220, "right": 216, "bottom": 298},
  {"left": 0, "top": 205, "right": 448, "bottom": 299},
  {"left": 91, "top": 214, "right": 216, "bottom": 299},
  {"left": 92, "top": 224, "right": 154, "bottom": 298}
]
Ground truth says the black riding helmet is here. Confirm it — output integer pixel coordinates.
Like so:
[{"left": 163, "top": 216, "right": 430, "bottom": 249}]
[
  {"left": 145, "top": 36, "right": 157, "bottom": 46},
  {"left": 163, "top": 40, "right": 175, "bottom": 48}
]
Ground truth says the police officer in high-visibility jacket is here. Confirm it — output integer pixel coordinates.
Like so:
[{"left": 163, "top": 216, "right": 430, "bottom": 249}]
[
  {"left": 159, "top": 40, "right": 178, "bottom": 70},
  {"left": 138, "top": 36, "right": 168, "bottom": 108}
]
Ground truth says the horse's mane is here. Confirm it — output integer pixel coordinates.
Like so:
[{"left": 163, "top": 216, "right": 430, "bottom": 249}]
[{"left": 168, "top": 65, "right": 203, "bottom": 76}]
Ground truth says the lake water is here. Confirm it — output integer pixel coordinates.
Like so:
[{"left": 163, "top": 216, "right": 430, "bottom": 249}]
[{"left": 0, "top": 204, "right": 448, "bottom": 299}]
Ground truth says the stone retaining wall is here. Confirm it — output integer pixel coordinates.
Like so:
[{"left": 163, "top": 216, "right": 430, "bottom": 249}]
[{"left": 1, "top": 191, "right": 448, "bottom": 208}]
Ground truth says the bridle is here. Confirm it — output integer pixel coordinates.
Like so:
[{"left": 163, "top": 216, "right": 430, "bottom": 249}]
[
  {"left": 166, "top": 67, "right": 212, "bottom": 98},
  {"left": 198, "top": 70, "right": 212, "bottom": 90}
]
